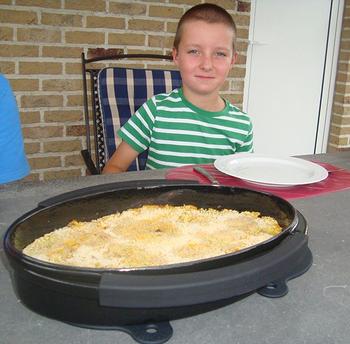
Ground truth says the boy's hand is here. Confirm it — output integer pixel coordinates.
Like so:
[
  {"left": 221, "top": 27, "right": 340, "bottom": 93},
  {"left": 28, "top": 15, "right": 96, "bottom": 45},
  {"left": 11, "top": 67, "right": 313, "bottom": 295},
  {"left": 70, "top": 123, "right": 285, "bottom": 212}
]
[{"left": 102, "top": 141, "right": 139, "bottom": 174}]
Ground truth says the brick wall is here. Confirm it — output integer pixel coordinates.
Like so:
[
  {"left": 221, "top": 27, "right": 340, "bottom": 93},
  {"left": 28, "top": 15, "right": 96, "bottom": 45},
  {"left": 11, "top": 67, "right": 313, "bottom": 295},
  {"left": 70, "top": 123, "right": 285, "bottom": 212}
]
[
  {"left": 0, "top": 0, "right": 251, "bottom": 181},
  {"left": 2, "top": 1, "right": 348, "bottom": 182},
  {"left": 328, "top": 0, "right": 350, "bottom": 152}
]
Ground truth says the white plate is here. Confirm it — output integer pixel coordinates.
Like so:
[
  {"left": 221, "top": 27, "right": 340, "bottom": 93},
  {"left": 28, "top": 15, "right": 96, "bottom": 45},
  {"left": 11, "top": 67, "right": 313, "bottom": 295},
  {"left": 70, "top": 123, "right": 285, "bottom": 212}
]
[{"left": 214, "top": 153, "right": 329, "bottom": 187}]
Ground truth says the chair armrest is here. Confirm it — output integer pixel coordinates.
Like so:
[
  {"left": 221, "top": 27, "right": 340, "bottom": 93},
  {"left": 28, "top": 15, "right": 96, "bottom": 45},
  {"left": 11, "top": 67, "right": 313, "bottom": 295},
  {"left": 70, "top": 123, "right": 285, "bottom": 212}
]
[{"left": 81, "top": 149, "right": 99, "bottom": 175}]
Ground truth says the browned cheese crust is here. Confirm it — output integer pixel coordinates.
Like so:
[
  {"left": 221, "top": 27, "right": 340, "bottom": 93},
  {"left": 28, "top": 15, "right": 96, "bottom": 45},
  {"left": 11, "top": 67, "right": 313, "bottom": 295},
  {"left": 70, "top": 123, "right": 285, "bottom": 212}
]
[{"left": 23, "top": 205, "right": 282, "bottom": 268}]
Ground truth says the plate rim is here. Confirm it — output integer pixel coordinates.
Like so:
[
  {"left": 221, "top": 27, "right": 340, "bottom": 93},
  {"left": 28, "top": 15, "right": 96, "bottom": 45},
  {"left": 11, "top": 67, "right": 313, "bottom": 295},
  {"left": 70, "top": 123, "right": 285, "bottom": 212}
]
[{"left": 213, "top": 153, "right": 329, "bottom": 186}]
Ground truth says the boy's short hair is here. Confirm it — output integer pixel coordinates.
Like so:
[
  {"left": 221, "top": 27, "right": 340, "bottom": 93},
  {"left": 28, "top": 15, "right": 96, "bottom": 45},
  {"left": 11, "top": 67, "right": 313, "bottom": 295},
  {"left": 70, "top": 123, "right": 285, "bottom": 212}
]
[{"left": 173, "top": 3, "right": 237, "bottom": 51}]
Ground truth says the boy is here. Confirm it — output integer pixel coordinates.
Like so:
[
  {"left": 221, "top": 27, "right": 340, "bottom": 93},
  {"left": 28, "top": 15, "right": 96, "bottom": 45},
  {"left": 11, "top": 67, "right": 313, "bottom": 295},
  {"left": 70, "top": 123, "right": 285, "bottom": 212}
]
[{"left": 103, "top": 3, "right": 253, "bottom": 174}]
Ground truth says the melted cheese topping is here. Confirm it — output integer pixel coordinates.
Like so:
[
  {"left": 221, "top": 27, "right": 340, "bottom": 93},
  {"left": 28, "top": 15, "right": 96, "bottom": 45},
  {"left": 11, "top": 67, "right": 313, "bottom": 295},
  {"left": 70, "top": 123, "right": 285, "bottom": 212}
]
[{"left": 23, "top": 205, "right": 282, "bottom": 268}]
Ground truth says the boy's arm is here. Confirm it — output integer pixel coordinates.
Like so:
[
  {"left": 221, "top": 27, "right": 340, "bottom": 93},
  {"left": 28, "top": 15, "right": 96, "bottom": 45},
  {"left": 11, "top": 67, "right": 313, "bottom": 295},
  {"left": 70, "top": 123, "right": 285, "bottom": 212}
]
[
  {"left": 236, "top": 120, "right": 254, "bottom": 153},
  {"left": 102, "top": 141, "right": 139, "bottom": 174}
]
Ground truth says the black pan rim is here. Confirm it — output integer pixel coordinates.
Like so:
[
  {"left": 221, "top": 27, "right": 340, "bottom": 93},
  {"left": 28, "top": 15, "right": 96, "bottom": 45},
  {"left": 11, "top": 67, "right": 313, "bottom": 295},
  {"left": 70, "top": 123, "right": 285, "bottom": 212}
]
[{"left": 3, "top": 183, "right": 298, "bottom": 274}]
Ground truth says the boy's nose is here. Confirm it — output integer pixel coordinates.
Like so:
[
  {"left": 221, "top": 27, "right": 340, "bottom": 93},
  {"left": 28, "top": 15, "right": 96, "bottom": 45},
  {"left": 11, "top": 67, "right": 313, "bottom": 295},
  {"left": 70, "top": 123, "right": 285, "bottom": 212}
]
[{"left": 200, "top": 55, "right": 213, "bottom": 71}]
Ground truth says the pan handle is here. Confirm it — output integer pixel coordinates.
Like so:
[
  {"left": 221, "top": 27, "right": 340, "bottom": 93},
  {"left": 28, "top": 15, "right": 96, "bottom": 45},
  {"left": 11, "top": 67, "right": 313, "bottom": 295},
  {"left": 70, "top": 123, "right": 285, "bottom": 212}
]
[
  {"left": 99, "top": 231, "right": 311, "bottom": 308},
  {"left": 37, "top": 179, "right": 199, "bottom": 208}
]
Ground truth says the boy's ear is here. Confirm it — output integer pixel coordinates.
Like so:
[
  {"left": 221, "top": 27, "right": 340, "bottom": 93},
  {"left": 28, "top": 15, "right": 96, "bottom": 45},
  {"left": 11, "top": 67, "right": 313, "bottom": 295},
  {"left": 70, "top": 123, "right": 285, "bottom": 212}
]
[
  {"left": 230, "top": 52, "right": 238, "bottom": 67},
  {"left": 172, "top": 47, "right": 179, "bottom": 65}
]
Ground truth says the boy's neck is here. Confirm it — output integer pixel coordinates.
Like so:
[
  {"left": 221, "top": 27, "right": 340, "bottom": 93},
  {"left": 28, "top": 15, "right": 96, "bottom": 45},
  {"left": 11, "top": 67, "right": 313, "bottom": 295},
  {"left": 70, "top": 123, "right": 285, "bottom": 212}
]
[{"left": 182, "top": 89, "right": 225, "bottom": 112}]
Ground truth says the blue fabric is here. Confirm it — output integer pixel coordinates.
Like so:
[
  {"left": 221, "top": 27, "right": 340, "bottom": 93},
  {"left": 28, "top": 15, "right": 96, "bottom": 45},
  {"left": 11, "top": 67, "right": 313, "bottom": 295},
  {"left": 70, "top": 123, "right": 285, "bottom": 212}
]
[
  {"left": 97, "top": 67, "right": 182, "bottom": 171},
  {"left": 0, "top": 74, "right": 30, "bottom": 184}
]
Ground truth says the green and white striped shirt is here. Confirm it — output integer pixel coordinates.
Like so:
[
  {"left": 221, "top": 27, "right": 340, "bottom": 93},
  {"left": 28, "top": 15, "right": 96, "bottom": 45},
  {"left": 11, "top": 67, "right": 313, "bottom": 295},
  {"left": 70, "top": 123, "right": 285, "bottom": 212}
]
[{"left": 118, "top": 88, "right": 253, "bottom": 169}]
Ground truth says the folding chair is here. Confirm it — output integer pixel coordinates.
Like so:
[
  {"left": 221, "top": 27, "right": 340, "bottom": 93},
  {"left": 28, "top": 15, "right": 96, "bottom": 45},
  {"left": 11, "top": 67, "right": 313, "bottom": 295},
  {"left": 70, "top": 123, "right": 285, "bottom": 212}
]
[{"left": 81, "top": 52, "right": 182, "bottom": 175}]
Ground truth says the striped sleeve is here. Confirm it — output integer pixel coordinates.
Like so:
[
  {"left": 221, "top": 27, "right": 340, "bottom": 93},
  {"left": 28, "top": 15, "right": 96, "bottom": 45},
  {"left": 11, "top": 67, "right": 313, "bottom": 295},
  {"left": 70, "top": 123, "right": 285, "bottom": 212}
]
[
  {"left": 118, "top": 97, "right": 156, "bottom": 153},
  {"left": 236, "top": 118, "right": 253, "bottom": 153},
  {"left": 225, "top": 104, "right": 253, "bottom": 153}
]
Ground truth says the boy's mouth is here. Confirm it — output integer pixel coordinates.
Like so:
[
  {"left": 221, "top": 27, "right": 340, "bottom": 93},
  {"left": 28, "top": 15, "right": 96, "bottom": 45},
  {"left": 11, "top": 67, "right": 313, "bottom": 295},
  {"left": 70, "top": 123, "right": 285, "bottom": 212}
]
[{"left": 195, "top": 75, "right": 215, "bottom": 79}]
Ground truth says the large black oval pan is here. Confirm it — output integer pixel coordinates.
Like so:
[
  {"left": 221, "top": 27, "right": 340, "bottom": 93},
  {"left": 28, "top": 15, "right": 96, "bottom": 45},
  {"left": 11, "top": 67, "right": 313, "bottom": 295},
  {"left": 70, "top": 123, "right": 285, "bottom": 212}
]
[{"left": 4, "top": 179, "right": 298, "bottom": 274}]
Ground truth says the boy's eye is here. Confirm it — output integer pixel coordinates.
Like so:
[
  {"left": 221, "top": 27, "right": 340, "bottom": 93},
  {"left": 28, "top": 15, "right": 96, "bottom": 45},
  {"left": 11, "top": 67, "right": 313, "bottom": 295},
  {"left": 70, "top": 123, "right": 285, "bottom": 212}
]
[
  {"left": 188, "top": 49, "right": 199, "bottom": 55},
  {"left": 215, "top": 51, "right": 227, "bottom": 57}
]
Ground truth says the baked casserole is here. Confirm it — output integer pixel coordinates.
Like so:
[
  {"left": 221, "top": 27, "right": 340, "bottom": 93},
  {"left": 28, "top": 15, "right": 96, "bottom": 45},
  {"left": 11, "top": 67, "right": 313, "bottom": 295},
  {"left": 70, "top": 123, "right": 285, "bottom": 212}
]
[{"left": 23, "top": 205, "right": 282, "bottom": 268}]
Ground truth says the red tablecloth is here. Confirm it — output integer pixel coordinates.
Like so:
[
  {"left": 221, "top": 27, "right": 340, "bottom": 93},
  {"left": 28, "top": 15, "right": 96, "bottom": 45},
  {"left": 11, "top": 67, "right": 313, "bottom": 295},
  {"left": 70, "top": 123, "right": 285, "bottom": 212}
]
[{"left": 165, "top": 162, "right": 350, "bottom": 200}]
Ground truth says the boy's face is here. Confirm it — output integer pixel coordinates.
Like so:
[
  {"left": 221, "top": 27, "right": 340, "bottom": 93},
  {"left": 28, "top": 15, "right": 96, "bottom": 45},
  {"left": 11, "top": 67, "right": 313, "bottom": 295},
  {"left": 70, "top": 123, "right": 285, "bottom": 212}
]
[{"left": 173, "top": 20, "right": 237, "bottom": 103}]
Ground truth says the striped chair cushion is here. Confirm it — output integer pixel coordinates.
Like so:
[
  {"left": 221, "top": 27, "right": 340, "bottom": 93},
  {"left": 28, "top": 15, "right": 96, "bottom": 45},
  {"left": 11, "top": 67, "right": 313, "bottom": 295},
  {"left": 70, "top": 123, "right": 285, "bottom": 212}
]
[{"left": 97, "top": 67, "right": 182, "bottom": 171}]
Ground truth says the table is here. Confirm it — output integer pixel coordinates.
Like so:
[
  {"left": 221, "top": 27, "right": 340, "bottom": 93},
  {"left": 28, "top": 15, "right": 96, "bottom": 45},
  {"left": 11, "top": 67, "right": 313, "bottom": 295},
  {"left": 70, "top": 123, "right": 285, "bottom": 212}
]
[{"left": 1, "top": 152, "right": 349, "bottom": 344}]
